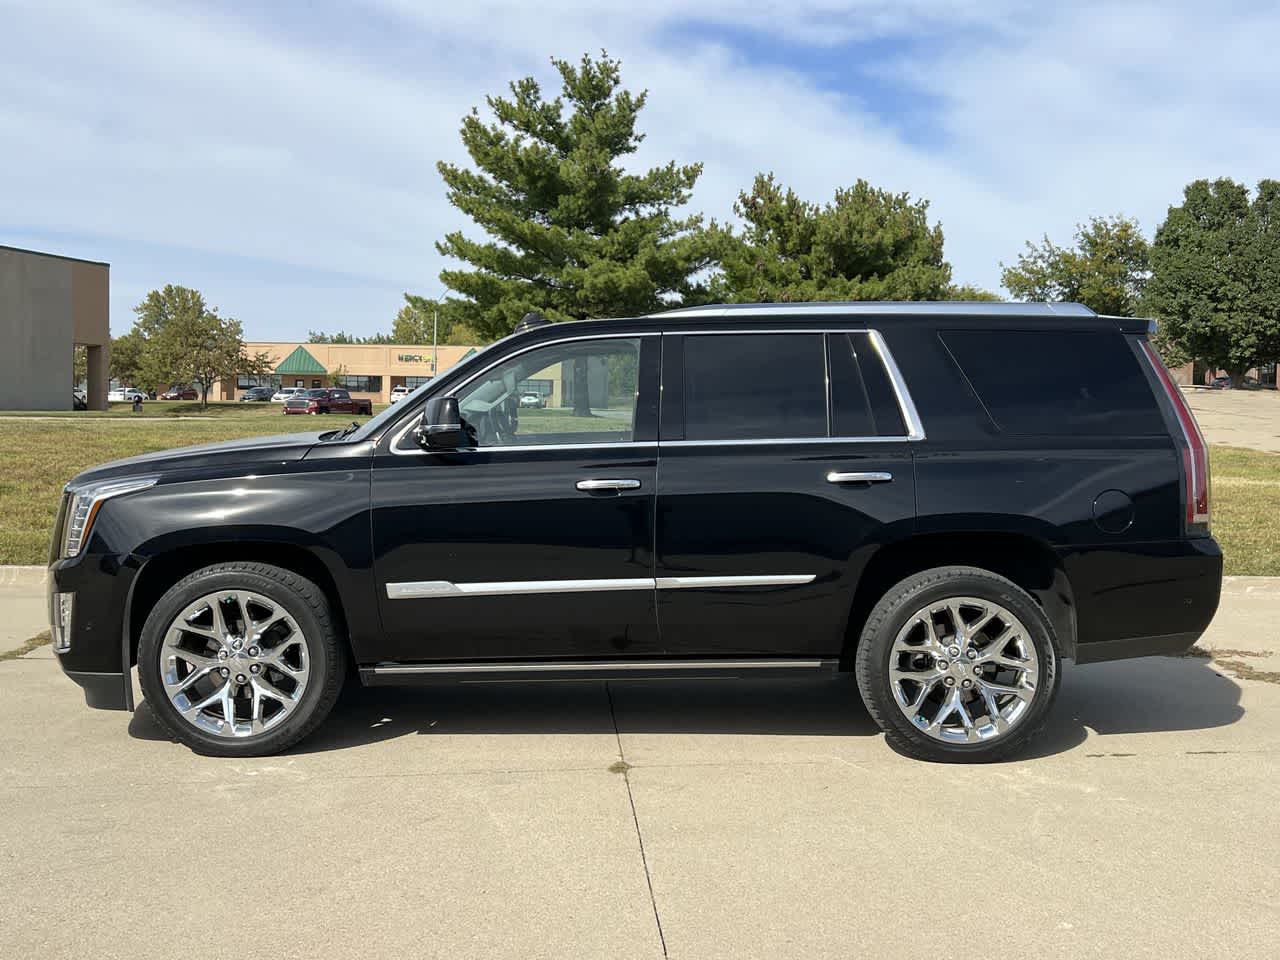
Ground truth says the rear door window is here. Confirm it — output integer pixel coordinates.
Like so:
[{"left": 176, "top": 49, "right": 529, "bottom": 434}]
[
  {"left": 682, "top": 334, "right": 827, "bottom": 441},
  {"left": 940, "top": 329, "right": 1164, "bottom": 435}
]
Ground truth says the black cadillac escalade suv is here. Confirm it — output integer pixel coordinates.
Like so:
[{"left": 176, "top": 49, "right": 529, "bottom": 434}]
[{"left": 48, "top": 302, "right": 1222, "bottom": 761}]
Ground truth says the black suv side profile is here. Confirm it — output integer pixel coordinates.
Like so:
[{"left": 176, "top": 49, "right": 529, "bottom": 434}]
[{"left": 48, "top": 302, "right": 1222, "bottom": 761}]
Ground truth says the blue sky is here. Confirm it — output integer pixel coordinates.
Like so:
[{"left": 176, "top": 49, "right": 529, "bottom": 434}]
[{"left": 3, "top": 0, "right": 1278, "bottom": 340}]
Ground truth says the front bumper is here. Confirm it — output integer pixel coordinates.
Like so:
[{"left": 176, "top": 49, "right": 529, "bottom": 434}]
[{"left": 48, "top": 553, "right": 139, "bottom": 711}]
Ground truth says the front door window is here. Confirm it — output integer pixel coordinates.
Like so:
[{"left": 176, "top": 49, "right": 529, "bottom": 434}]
[{"left": 454, "top": 338, "right": 641, "bottom": 447}]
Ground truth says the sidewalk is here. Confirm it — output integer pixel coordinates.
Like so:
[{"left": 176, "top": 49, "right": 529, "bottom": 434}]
[{"left": 0, "top": 565, "right": 46, "bottom": 653}]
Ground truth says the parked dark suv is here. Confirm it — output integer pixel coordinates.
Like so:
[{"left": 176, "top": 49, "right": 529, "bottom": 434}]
[{"left": 48, "top": 302, "right": 1221, "bottom": 761}]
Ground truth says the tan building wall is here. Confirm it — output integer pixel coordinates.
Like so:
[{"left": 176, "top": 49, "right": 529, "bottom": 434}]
[
  {"left": 215, "top": 342, "right": 479, "bottom": 404},
  {"left": 0, "top": 245, "right": 109, "bottom": 410}
]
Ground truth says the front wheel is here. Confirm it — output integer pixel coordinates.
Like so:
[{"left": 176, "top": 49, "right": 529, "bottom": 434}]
[
  {"left": 137, "top": 562, "right": 346, "bottom": 756},
  {"left": 854, "top": 566, "right": 1060, "bottom": 762}
]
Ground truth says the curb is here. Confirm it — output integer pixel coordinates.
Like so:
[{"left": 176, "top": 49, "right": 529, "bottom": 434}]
[{"left": 0, "top": 566, "right": 46, "bottom": 588}]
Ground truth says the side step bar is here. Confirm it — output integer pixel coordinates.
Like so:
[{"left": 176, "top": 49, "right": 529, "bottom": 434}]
[{"left": 361, "top": 659, "right": 839, "bottom": 685}]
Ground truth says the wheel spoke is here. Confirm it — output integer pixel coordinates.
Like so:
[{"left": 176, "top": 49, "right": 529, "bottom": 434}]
[
  {"left": 979, "top": 683, "right": 1003, "bottom": 723},
  {"left": 209, "top": 597, "right": 230, "bottom": 641},
  {"left": 256, "top": 675, "right": 298, "bottom": 704},
  {"left": 174, "top": 649, "right": 218, "bottom": 670},
  {"left": 181, "top": 682, "right": 226, "bottom": 717},
  {"left": 980, "top": 679, "right": 1034, "bottom": 702},
  {"left": 220, "top": 686, "right": 236, "bottom": 726},
  {"left": 178, "top": 621, "right": 218, "bottom": 640},
  {"left": 166, "top": 664, "right": 214, "bottom": 696},
  {"left": 929, "top": 688, "right": 960, "bottom": 731}
]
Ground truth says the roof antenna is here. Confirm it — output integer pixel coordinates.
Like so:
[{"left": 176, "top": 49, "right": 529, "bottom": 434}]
[{"left": 514, "top": 311, "right": 550, "bottom": 335}]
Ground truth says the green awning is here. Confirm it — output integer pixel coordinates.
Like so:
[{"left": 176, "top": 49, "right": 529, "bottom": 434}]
[{"left": 275, "top": 346, "right": 327, "bottom": 375}]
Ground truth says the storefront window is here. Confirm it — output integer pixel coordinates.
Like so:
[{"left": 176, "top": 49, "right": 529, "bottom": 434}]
[{"left": 334, "top": 375, "right": 383, "bottom": 392}]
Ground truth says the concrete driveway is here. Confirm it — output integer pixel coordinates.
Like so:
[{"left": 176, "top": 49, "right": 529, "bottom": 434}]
[{"left": 3, "top": 579, "right": 1279, "bottom": 959}]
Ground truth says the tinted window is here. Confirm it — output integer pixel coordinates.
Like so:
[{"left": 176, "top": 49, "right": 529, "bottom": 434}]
[
  {"left": 941, "top": 330, "right": 1164, "bottom": 436},
  {"left": 683, "top": 334, "right": 826, "bottom": 441},
  {"left": 828, "top": 333, "right": 907, "bottom": 437}
]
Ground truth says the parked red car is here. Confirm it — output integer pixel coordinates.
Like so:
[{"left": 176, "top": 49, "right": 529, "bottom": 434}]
[
  {"left": 160, "top": 386, "right": 198, "bottom": 400},
  {"left": 282, "top": 388, "right": 373, "bottom": 416}
]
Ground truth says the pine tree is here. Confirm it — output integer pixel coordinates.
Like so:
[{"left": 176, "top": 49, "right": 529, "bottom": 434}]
[
  {"left": 436, "top": 53, "right": 716, "bottom": 340},
  {"left": 711, "top": 174, "right": 953, "bottom": 303}
]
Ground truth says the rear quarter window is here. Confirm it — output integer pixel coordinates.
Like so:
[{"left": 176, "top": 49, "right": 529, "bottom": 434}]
[{"left": 940, "top": 329, "right": 1164, "bottom": 436}]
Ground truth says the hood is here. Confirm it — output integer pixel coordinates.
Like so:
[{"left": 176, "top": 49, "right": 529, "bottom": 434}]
[{"left": 69, "top": 432, "right": 326, "bottom": 486}]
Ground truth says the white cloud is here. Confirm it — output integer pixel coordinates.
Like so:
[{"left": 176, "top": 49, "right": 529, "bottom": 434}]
[{"left": 1, "top": 0, "right": 1277, "bottom": 336}]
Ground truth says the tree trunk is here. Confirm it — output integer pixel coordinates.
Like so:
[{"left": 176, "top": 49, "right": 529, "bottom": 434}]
[
  {"left": 572, "top": 355, "right": 592, "bottom": 417},
  {"left": 1230, "top": 369, "right": 1248, "bottom": 389},
  {"left": 201, "top": 383, "right": 210, "bottom": 409}
]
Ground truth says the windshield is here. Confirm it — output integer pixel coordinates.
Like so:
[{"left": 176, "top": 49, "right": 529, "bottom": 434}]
[{"left": 305, "top": 389, "right": 327, "bottom": 397}]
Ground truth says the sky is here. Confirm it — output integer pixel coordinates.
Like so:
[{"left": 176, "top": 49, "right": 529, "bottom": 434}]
[{"left": 2, "top": 0, "right": 1278, "bottom": 340}]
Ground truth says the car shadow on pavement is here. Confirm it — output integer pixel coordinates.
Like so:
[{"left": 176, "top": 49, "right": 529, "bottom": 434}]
[{"left": 127, "top": 655, "right": 1244, "bottom": 761}]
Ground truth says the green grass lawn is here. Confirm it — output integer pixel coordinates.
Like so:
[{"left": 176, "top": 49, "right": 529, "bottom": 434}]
[
  {"left": 0, "top": 414, "right": 371, "bottom": 565},
  {"left": 1209, "top": 445, "right": 1280, "bottom": 576},
  {"left": 0, "top": 400, "right": 389, "bottom": 419},
  {"left": 1, "top": 411, "right": 1276, "bottom": 574}
]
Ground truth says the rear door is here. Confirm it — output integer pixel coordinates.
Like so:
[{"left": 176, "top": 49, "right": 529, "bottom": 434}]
[{"left": 654, "top": 329, "right": 919, "bottom": 658}]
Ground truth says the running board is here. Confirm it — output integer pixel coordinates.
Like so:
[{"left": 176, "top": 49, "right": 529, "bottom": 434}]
[{"left": 361, "top": 658, "right": 839, "bottom": 684}]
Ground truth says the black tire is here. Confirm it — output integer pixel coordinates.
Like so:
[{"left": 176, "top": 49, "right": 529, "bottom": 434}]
[
  {"left": 854, "top": 566, "right": 1060, "bottom": 763},
  {"left": 138, "top": 562, "right": 346, "bottom": 756}
]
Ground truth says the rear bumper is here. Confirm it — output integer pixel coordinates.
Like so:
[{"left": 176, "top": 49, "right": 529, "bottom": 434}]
[{"left": 1066, "top": 537, "right": 1222, "bottom": 665}]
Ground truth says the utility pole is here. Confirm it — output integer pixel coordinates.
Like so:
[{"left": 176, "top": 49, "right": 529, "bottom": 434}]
[{"left": 432, "top": 303, "right": 438, "bottom": 376}]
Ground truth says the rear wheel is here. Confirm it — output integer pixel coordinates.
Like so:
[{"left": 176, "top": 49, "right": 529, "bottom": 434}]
[
  {"left": 138, "top": 562, "right": 346, "bottom": 756},
  {"left": 855, "top": 566, "right": 1060, "bottom": 762}
]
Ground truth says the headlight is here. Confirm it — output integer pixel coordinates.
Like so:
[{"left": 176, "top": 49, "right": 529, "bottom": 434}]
[{"left": 61, "top": 476, "right": 158, "bottom": 558}]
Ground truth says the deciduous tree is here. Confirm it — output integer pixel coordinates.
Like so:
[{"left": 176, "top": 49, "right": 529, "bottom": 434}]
[
  {"left": 132, "top": 285, "right": 271, "bottom": 407},
  {"left": 1000, "top": 215, "right": 1149, "bottom": 316},
  {"left": 1145, "top": 178, "right": 1280, "bottom": 385}
]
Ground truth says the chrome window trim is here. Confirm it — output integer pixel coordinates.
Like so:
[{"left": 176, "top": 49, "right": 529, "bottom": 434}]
[
  {"left": 659, "top": 436, "right": 916, "bottom": 448},
  {"left": 388, "top": 331, "right": 657, "bottom": 457},
  {"left": 385, "top": 326, "right": 924, "bottom": 455},
  {"left": 866, "top": 329, "right": 926, "bottom": 441},
  {"left": 386, "top": 574, "right": 815, "bottom": 599}
]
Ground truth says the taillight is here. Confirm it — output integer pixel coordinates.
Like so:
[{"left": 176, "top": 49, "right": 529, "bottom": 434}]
[{"left": 1138, "top": 340, "right": 1210, "bottom": 533}]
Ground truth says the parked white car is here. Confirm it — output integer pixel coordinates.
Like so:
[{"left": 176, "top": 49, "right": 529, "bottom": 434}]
[
  {"left": 389, "top": 385, "right": 412, "bottom": 404},
  {"left": 271, "top": 387, "right": 303, "bottom": 402},
  {"left": 108, "top": 387, "right": 145, "bottom": 403}
]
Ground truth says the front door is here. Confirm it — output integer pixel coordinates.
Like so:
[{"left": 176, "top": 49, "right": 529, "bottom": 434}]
[
  {"left": 369, "top": 333, "right": 662, "bottom": 663},
  {"left": 655, "top": 330, "right": 918, "bottom": 658}
]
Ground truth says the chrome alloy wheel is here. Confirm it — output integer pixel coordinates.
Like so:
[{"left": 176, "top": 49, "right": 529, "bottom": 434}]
[
  {"left": 159, "top": 590, "right": 310, "bottom": 738},
  {"left": 888, "top": 596, "right": 1040, "bottom": 744}
]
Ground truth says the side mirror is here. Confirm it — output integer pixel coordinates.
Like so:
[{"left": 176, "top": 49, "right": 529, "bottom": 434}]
[{"left": 415, "top": 396, "right": 468, "bottom": 449}]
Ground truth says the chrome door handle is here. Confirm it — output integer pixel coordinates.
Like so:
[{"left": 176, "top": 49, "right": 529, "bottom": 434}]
[
  {"left": 576, "top": 478, "right": 641, "bottom": 491},
  {"left": 826, "top": 471, "right": 893, "bottom": 484}
]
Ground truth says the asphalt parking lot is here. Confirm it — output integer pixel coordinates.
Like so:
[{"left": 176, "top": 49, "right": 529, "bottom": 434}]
[{"left": 2, "top": 577, "right": 1279, "bottom": 959}]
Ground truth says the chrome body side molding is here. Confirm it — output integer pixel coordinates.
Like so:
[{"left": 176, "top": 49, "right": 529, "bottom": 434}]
[{"left": 385, "top": 574, "right": 817, "bottom": 600}]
